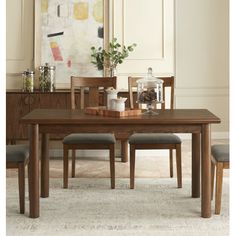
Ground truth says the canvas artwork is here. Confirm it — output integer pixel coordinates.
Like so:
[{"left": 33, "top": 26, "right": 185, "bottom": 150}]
[{"left": 40, "top": 0, "right": 104, "bottom": 87}]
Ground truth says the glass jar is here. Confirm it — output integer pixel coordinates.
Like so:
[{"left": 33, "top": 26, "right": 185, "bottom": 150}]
[
  {"left": 22, "top": 69, "right": 34, "bottom": 92},
  {"left": 137, "top": 67, "right": 164, "bottom": 115},
  {"left": 39, "top": 63, "right": 56, "bottom": 92}
]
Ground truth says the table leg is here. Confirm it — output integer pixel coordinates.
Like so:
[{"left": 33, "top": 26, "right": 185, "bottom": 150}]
[
  {"left": 192, "top": 133, "right": 200, "bottom": 198},
  {"left": 121, "top": 140, "right": 128, "bottom": 163},
  {"left": 201, "top": 124, "right": 211, "bottom": 218},
  {"left": 41, "top": 133, "right": 49, "bottom": 198},
  {"left": 29, "top": 124, "right": 39, "bottom": 218}
]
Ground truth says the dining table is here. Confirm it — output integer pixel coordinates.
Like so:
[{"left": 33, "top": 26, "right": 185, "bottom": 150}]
[{"left": 20, "top": 108, "right": 220, "bottom": 218}]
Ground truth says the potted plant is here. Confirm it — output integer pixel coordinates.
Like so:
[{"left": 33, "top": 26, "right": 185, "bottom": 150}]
[{"left": 91, "top": 38, "right": 137, "bottom": 77}]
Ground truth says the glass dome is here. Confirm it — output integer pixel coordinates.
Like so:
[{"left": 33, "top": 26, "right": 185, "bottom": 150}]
[{"left": 137, "top": 68, "right": 164, "bottom": 115}]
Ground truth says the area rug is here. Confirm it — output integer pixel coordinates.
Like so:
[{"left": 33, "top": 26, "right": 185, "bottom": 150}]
[{"left": 6, "top": 178, "right": 229, "bottom": 236}]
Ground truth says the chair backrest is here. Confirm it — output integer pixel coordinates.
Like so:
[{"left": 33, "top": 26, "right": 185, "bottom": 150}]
[
  {"left": 128, "top": 76, "right": 175, "bottom": 110},
  {"left": 71, "top": 76, "right": 117, "bottom": 109}
]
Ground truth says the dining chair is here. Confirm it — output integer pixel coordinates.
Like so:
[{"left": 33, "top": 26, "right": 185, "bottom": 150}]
[
  {"left": 63, "top": 76, "right": 117, "bottom": 189},
  {"left": 128, "top": 76, "right": 182, "bottom": 189},
  {"left": 211, "top": 144, "right": 229, "bottom": 214},
  {"left": 6, "top": 145, "right": 29, "bottom": 214}
]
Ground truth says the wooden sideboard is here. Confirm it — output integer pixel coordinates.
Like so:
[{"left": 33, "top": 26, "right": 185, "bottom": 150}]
[{"left": 6, "top": 90, "right": 134, "bottom": 143}]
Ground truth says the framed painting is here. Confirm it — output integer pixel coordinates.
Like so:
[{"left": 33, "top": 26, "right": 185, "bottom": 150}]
[{"left": 34, "top": 0, "right": 109, "bottom": 88}]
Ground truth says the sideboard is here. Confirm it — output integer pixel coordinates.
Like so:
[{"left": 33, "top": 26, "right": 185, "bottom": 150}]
[{"left": 6, "top": 90, "right": 134, "bottom": 143}]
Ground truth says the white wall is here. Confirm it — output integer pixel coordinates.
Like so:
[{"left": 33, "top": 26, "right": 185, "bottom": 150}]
[
  {"left": 6, "top": 0, "right": 229, "bottom": 134},
  {"left": 175, "top": 0, "right": 229, "bottom": 134}
]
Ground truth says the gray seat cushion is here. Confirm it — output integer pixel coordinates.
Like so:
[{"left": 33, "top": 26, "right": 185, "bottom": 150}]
[
  {"left": 63, "top": 133, "right": 116, "bottom": 145},
  {"left": 211, "top": 144, "right": 229, "bottom": 162},
  {"left": 6, "top": 145, "right": 29, "bottom": 162},
  {"left": 129, "top": 133, "right": 181, "bottom": 144}
]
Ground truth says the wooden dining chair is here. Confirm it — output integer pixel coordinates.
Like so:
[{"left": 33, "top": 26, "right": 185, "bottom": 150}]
[
  {"left": 128, "top": 76, "right": 182, "bottom": 189},
  {"left": 6, "top": 145, "right": 29, "bottom": 214},
  {"left": 63, "top": 76, "right": 117, "bottom": 189},
  {"left": 211, "top": 144, "right": 229, "bottom": 214}
]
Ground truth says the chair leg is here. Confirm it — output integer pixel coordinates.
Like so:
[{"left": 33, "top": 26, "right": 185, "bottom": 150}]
[
  {"left": 211, "top": 161, "right": 215, "bottom": 200},
  {"left": 169, "top": 149, "right": 173, "bottom": 178},
  {"left": 176, "top": 144, "right": 182, "bottom": 188},
  {"left": 109, "top": 144, "right": 115, "bottom": 189},
  {"left": 27, "top": 161, "right": 30, "bottom": 197},
  {"left": 63, "top": 146, "right": 69, "bottom": 188},
  {"left": 130, "top": 144, "right": 136, "bottom": 189},
  {"left": 71, "top": 150, "right": 76, "bottom": 178},
  {"left": 215, "top": 163, "right": 224, "bottom": 214},
  {"left": 18, "top": 163, "right": 25, "bottom": 214}
]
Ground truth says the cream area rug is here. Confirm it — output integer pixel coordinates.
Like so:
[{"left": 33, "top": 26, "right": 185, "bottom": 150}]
[{"left": 6, "top": 178, "right": 229, "bottom": 236}]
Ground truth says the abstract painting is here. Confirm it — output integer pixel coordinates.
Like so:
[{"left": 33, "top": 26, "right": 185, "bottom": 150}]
[{"left": 40, "top": 0, "right": 105, "bottom": 87}]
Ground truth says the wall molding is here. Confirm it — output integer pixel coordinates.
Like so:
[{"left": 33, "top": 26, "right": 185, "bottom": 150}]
[
  {"left": 122, "top": 0, "right": 165, "bottom": 60},
  {"left": 6, "top": 0, "right": 25, "bottom": 61},
  {"left": 6, "top": 73, "right": 22, "bottom": 77},
  {"left": 112, "top": 0, "right": 174, "bottom": 74},
  {"left": 175, "top": 87, "right": 229, "bottom": 97}
]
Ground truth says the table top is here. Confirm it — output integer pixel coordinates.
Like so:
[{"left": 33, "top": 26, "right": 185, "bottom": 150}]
[{"left": 21, "top": 109, "right": 221, "bottom": 125}]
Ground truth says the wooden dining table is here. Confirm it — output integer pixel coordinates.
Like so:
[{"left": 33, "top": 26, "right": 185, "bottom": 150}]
[{"left": 21, "top": 108, "right": 220, "bottom": 218}]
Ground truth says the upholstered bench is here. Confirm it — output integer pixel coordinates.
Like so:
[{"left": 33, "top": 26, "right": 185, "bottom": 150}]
[
  {"left": 6, "top": 145, "right": 29, "bottom": 214},
  {"left": 211, "top": 144, "right": 229, "bottom": 214}
]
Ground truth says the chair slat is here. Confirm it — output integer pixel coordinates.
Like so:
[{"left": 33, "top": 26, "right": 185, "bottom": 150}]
[
  {"left": 70, "top": 76, "right": 117, "bottom": 110},
  {"left": 128, "top": 76, "right": 175, "bottom": 110}
]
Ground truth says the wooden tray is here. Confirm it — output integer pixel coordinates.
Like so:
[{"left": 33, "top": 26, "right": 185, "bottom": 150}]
[{"left": 85, "top": 106, "right": 142, "bottom": 117}]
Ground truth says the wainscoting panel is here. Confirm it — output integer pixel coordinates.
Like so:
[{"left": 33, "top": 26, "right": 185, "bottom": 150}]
[
  {"left": 6, "top": 0, "right": 34, "bottom": 87},
  {"left": 111, "top": 0, "right": 174, "bottom": 89}
]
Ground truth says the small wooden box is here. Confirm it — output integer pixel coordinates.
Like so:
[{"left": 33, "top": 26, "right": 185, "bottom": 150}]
[{"left": 85, "top": 106, "right": 142, "bottom": 117}]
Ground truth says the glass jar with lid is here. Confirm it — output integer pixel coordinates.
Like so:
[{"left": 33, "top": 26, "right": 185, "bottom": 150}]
[
  {"left": 137, "top": 67, "right": 164, "bottom": 115},
  {"left": 39, "top": 63, "right": 56, "bottom": 92},
  {"left": 22, "top": 69, "right": 34, "bottom": 92}
]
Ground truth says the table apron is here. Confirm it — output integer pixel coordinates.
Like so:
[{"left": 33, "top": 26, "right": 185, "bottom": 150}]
[{"left": 39, "top": 123, "right": 202, "bottom": 138}]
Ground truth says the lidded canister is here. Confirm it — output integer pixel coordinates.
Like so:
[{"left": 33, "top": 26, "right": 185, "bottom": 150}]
[
  {"left": 137, "top": 67, "right": 164, "bottom": 105},
  {"left": 136, "top": 68, "right": 164, "bottom": 115},
  {"left": 39, "top": 63, "right": 56, "bottom": 92},
  {"left": 22, "top": 69, "right": 34, "bottom": 92}
]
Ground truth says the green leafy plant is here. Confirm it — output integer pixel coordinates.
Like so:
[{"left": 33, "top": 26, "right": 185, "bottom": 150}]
[{"left": 91, "top": 38, "right": 137, "bottom": 73}]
